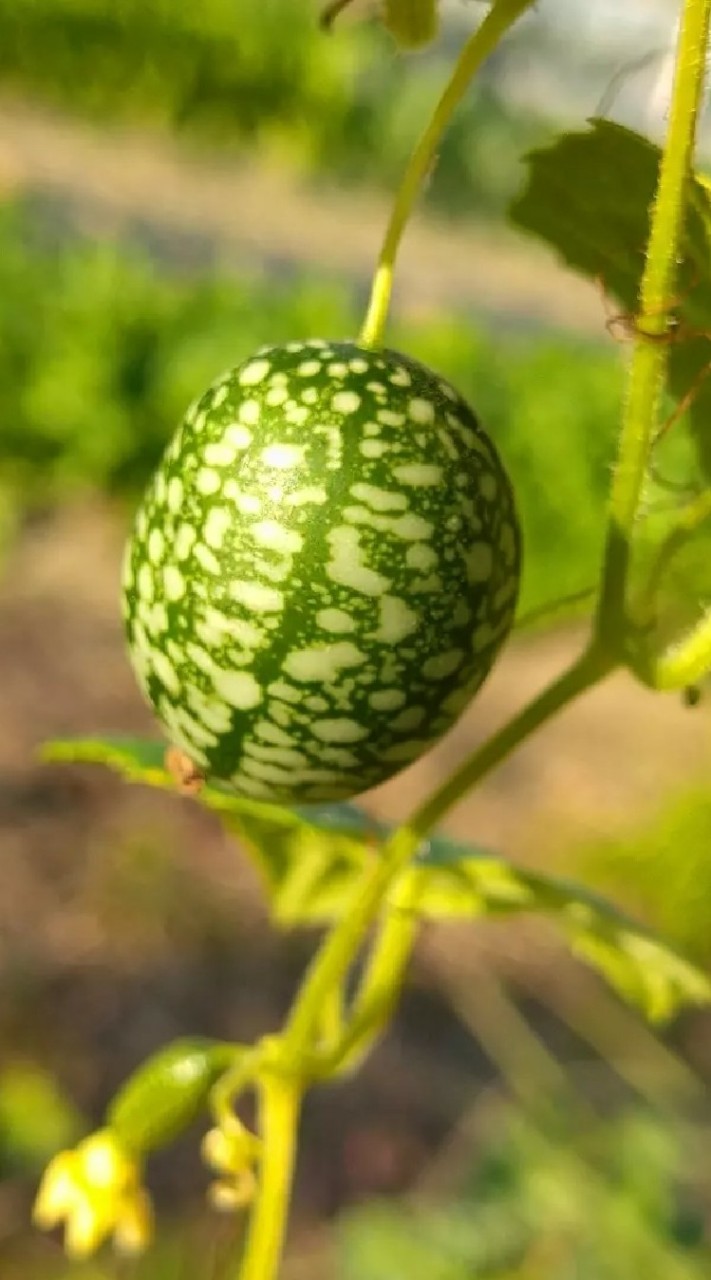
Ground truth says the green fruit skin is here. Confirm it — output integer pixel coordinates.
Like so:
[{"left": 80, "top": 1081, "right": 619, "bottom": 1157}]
[{"left": 122, "top": 340, "right": 521, "bottom": 803}]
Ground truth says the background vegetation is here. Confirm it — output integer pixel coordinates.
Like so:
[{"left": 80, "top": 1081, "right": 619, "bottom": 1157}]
[
  {"left": 0, "top": 197, "right": 624, "bottom": 611},
  {"left": 0, "top": 0, "right": 544, "bottom": 217}
]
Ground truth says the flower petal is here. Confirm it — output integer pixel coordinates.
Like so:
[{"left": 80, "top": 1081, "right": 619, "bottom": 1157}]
[
  {"left": 63, "top": 1195, "right": 113, "bottom": 1259},
  {"left": 113, "top": 1189, "right": 154, "bottom": 1255},
  {"left": 33, "top": 1153, "right": 80, "bottom": 1228}
]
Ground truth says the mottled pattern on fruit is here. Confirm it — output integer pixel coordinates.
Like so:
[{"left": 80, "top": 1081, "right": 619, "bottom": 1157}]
[{"left": 122, "top": 340, "right": 521, "bottom": 802}]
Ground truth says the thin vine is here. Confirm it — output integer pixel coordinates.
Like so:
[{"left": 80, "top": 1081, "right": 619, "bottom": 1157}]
[{"left": 358, "top": 0, "right": 537, "bottom": 350}]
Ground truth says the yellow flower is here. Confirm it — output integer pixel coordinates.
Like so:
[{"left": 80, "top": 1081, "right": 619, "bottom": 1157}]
[
  {"left": 202, "top": 1118, "right": 260, "bottom": 1214},
  {"left": 33, "top": 1128, "right": 153, "bottom": 1259}
]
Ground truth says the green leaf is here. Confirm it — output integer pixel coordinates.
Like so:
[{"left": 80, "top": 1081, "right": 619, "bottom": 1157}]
[
  {"left": 510, "top": 119, "right": 711, "bottom": 478},
  {"left": 0, "top": 1064, "right": 82, "bottom": 1170},
  {"left": 44, "top": 736, "right": 711, "bottom": 1022},
  {"left": 41, "top": 736, "right": 383, "bottom": 925},
  {"left": 408, "top": 835, "right": 711, "bottom": 1023}
]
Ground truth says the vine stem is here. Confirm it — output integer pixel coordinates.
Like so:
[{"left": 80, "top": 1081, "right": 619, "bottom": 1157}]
[
  {"left": 282, "top": 642, "right": 613, "bottom": 1061},
  {"left": 596, "top": 0, "right": 711, "bottom": 647},
  {"left": 236, "top": 1075, "right": 302, "bottom": 1280},
  {"left": 317, "top": 896, "right": 421, "bottom": 1077},
  {"left": 358, "top": 0, "right": 537, "bottom": 350}
]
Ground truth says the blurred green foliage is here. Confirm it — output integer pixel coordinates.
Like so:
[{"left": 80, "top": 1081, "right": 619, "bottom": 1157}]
[
  {"left": 579, "top": 784, "right": 711, "bottom": 967},
  {"left": 6, "top": 1069, "right": 709, "bottom": 1280},
  {"left": 0, "top": 0, "right": 543, "bottom": 218},
  {"left": 0, "top": 198, "right": 624, "bottom": 611},
  {"left": 339, "top": 1105, "right": 711, "bottom": 1280},
  {"left": 0, "top": 1064, "right": 81, "bottom": 1175}
]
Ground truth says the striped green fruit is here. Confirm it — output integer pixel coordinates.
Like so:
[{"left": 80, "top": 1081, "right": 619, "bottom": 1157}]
[{"left": 122, "top": 340, "right": 521, "bottom": 803}]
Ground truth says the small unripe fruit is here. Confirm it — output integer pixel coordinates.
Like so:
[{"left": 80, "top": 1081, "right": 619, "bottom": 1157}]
[
  {"left": 122, "top": 340, "right": 520, "bottom": 803},
  {"left": 108, "top": 1039, "right": 226, "bottom": 1154}
]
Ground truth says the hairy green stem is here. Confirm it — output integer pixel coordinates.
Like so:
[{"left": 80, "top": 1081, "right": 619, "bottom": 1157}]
[
  {"left": 237, "top": 1075, "right": 302, "bottom": 1280},
  {"left": 596, "top": 0, "right": 711, "bottom": 646},
  {"left": 358, "top": 0, "right": 536, "bottom": 349}
]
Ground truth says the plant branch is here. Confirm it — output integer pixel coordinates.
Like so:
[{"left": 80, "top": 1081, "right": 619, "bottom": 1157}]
[
  {"left": 358, "top": 0, "right": 536, "bottom": 349},
  {"left": 282, "top": 642, "right": 613, "bottom": 1061},
  {"left": 596, "top": 0, "right": 711, "bottom": 646},
  {"left": 300, "top": 646, "right": 614, "bottom": 1082},
  {"left": 317, "top": 900, "right": 421, "bottom": 1077},
  {"left": 236, "top": 1075, "right": 301, "bottom": 1280},
  {"left": 409, "top": 643, "right": 613, "bottom": 837}
]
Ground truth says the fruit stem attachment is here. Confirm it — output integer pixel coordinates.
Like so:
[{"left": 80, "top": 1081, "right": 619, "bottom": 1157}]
[
  {"left": 357, "top": 0, "right": 537, "bottom": 350},
  {"left": 596, "top": 0, "right": 711, "bottom": 648}
]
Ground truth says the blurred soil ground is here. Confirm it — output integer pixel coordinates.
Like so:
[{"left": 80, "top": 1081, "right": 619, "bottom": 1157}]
[{"left": 0, "top": 98, "right": 603, "bottom": 334}]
